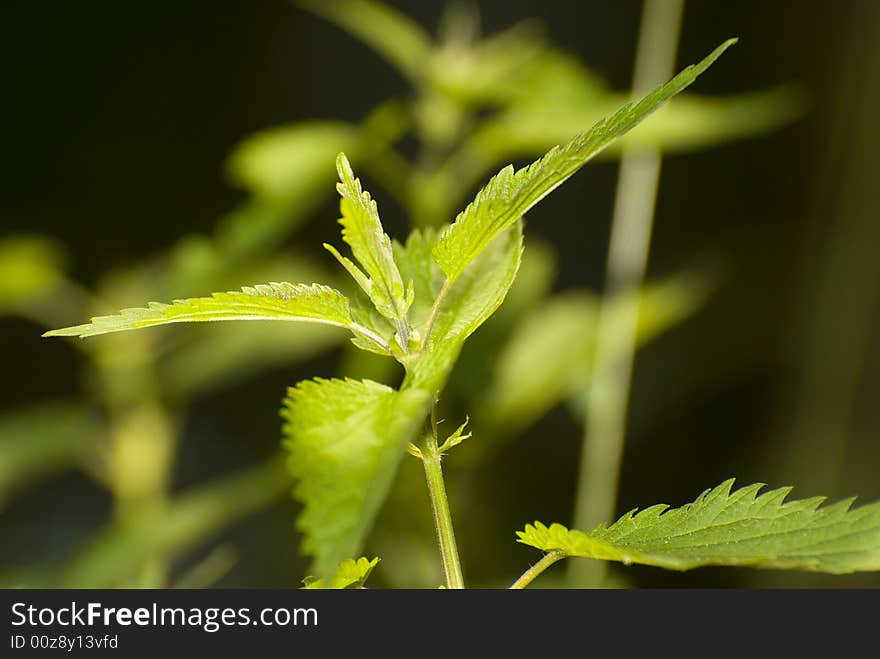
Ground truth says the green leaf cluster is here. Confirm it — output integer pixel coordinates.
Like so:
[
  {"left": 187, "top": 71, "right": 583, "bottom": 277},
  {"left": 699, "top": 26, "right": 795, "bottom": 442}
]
[
  {"left": 45, "top": 40, "right": 742, "bottom": 580},
  {"left": 25, "top": 0, "right": 840, "bottom": 590},
  {"left": 43, "top": 283, "right": 354, "bottom": 339}
]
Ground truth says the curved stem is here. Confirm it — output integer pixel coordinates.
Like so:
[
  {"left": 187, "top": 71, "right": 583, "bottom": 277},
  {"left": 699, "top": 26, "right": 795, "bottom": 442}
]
[
  {"left": 567, "top": 0, "right": 685, "bottom": 588},
  {"left": 510, "top": 552, "right": 566, "bottom": 590}
]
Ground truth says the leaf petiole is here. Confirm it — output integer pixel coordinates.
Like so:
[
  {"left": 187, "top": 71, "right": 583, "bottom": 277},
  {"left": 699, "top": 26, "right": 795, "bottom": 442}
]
[
  {"left": 419, "top": 277, "right": 453, "bottom": 353},
  {"left": 510, "top": 551, "right": 566, "bottom": 590},
  {"left": 349, "top": 322, "right": 392, "bottom": 354}
]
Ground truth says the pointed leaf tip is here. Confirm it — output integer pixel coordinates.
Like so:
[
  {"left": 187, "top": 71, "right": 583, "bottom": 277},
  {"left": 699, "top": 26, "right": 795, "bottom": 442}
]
[
  {"left": 331, "top": 151, "right": 411, "bottom": 328},
  {"left": 335, "top": 152, "right": 353, "bottom": 181}
]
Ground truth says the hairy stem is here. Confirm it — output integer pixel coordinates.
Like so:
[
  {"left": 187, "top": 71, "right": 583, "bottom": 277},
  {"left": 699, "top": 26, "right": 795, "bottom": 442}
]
[
  {"left": 418, "top": 403, "right": 465, "bottom": 589},
  {"left": 510, "top": 552, "right": 566, "bottom": 590},
  {"left": 568, "top": 0, "right": 685, "bottom": 588}
]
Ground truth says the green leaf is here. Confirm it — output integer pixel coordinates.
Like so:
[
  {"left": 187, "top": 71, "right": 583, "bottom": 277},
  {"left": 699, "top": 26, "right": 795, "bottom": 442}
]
[
  {"left": 326, "top": 154, "right": 413, "bottom": 332},
  {"left": 405, "top": 220, "right": 523, "bottom": 392},
  {"left": 157, "top": 257, "right": 350, "bottom": 399},
  {"left": 298, "top": 0, "right": 431, "bottom": 81},
  {"left": 62, "top": 458, "right": 290, "bottom": 587},
  {"left": 437, "top": 418, "right": 471, "bottom": 453},
  {"left": 302, "top": 557, "right": 380, "bottom": 589},
  {"left": 518, "top": 480, "right": 880, "bottom": 574},
  {"left": 467, "top": 87, "right": 805, "bottom": 178},
  {"left": 430, "top": 223, "right": 523, "bottom": 341},
  {"left": 173, "top": 547, "right": 238, "bottom": 589},
  {"left": 282, "top": 378, "right": 431, "bottom": 578},
  {"left": 43, "top": 282, "right": 353, "bottom": 338},
  {"left": 159, "top": 321, "right": 344, "bottom": 401},
  {"left": 432, "top": 39, "right": 736, "bottom": 281}
]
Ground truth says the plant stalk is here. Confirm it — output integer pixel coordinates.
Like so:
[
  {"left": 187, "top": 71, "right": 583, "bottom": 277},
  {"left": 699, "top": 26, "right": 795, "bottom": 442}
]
[
  {"left": 567, "top": 0, "right": 685, "bottom": 588},
  {"left": 510, "top": 552, "right": 565, "bottom": 590},
  {"left": 419, "top": 427, "right": 465, "bottom": 589}
]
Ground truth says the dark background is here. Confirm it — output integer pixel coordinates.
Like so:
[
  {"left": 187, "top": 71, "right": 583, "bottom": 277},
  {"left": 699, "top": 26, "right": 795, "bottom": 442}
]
[{"left": 2, "top": 1, "right": 878, "bottom": 588}]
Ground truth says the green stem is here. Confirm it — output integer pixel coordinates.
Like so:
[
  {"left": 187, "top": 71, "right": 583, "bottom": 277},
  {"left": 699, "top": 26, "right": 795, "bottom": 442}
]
[
  {"left": 419, "top": 421, "right": 465, "bottom": 589},
  {"left": 419, "top": 277, "right": 453, "bottom": 351},
  {"left": 567, "top": 0, "right": 685, "bottom": 588},
  {"left": 510, "top": 552, "right": 565, "bottom": 590},
  {"left": 350, "top": 323, "right": 392, "bottom": 353}
]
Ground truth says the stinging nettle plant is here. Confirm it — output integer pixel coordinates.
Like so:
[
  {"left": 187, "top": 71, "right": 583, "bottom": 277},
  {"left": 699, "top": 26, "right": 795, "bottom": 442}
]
[{"left": 45, "top": 39, "right": 880, "bottom": 589}]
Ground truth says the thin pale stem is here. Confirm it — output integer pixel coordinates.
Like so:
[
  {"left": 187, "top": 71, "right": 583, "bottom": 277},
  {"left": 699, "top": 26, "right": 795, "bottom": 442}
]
[
  {"left": 419, "top": 277, "right": 453, "bottom": 351},
  {"left": 349, "top": 322, "right": 392, "bottom": 354},
  {"left": 510, "top": 552, "right": 566, "bottom": 590},
  {"left": 567, "top": 0, "right": 685, "bottom": 588},
  {"left": 419, "top": 419, "right": 465, "bottom": 589}
]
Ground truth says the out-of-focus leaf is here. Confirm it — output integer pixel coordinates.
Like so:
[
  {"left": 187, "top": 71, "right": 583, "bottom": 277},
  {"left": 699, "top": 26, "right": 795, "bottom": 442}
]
[
  {"left": 161, "top": 103, "right": 408, "bottom": 299},
  {"left": 427, "top": 21, "right": 546, "bottom": 105},
  {"left": 484, "top": 291, "right": 598, "bottom": 433},
  {"left": 494, "top": 239, "right": 558, "bottom": 319},
  {"left": 61, "top": 458, "right": 290, "bottom": 588},
  {"left": 0, "top": 236, "right": 85, "bottom": 328},
  {"left": 430, "top": 29, "right": 606, "bottom": 109},
  {"left": 484, "top": 273, "right": 712, "bottom": 438},
  {"left": 282, "top": 378, "right": 431, "bottom": 578},
  {"left": 0, "top": 236, "right": 67, "bottom": 309},
  {"left": 173, "top": 546, "right": 238, "bottom": 589},
  {"left": 228, "top": 122, "right": 359, "bottom": 200},
  {"left": 159, "top": 321, "right": 345, "bottom": 401},
  {"left": 519, "top": 480, "right": 880, "bottom": 574},
  {"left": 298, "top": 0, "right": 431, "bottom": 81},
  {"left": 0, "top": 402, "right": 99, "bottom": 508},
  {"left": 0, "top": 566, "right": 56, "bottom": 589}
]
